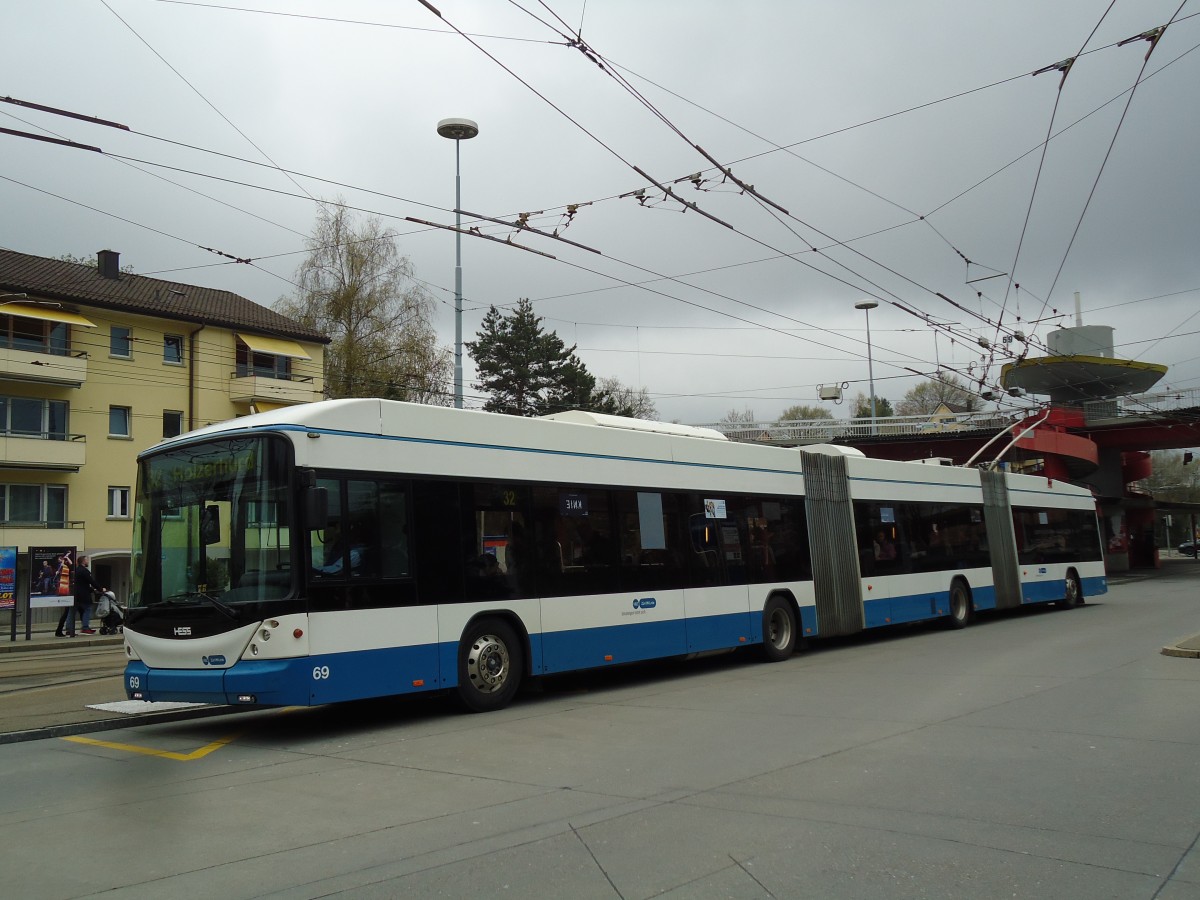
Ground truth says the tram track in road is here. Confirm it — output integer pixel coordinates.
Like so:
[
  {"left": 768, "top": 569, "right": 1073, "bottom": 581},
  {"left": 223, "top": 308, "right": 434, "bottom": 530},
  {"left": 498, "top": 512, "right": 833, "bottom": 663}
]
[{"left": 0, "top": 640, "right": 246, "bottom": 744}]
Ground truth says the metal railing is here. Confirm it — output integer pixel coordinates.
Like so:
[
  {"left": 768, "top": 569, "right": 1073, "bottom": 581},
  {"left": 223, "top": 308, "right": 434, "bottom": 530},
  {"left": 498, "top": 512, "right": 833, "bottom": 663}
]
[
  {"left": 699, "top": 389, "right": 1200, "bottom": 445},
  {"left": 696, "top": 411, "right": 1017, "bottom": 445}
]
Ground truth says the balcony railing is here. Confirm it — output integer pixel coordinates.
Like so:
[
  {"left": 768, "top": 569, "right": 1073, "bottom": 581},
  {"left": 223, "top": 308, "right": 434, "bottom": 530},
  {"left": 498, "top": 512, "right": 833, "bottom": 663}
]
[
  {"left": 228, "top": 371, "right": 318, "bottom": 407},
  {"left": 0, "top": 346, "right": 88, "bottom": 386},
  {"left": 0, "top": 432, "right": 86, "bottom": 470}
]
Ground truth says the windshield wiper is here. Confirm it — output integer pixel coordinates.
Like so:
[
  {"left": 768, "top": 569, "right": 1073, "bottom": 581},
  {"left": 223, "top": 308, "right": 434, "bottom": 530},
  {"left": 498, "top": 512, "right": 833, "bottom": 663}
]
[{"left": 158, "top": 591, "right": 240, "bottom": 621}]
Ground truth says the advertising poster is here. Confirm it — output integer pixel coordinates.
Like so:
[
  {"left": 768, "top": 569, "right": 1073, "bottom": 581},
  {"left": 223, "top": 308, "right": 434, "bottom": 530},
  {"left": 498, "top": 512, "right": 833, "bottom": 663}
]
[
  {"left": 0, "top": 547, "right": 15, "bottom": 610},
  {"left": 29, "top": 547, "right": 76, "bottom": 609}
]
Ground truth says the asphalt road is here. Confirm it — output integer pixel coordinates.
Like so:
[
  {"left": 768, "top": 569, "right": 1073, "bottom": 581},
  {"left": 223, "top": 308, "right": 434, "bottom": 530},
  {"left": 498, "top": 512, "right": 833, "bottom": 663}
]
[{"left": 2, "top": 567, "right": 1198, "bottom": 899}]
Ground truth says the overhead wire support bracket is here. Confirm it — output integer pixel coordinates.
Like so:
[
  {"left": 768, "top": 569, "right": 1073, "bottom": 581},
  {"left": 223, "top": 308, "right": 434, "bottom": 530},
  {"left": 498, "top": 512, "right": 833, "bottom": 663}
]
[
  {"left": 200, "top": 246, "right": 252, "bottom": 264},
  {"left": 632, "top": 167, "right": 736, "bottom": 230},
  {"left": 690, "top": 143, "right": 790, "bottom": 215},
  {"left": 1117, "top": 26, "right": 1167, "bottom": 61},
  {"left": 405, "top": 218, "right": 556, "bottom": 259},
  {"left": 456, "top": 208, "right": 602, "bottom": 254},
  {"left": 1031, "top": 56, "right": 1075, "bottom": 88},
  {"left": 0, "top": 95, "right": 130, "bottom": 131},
  {"left": 0, "top": 127, "right": 102, "bottom": 154}
]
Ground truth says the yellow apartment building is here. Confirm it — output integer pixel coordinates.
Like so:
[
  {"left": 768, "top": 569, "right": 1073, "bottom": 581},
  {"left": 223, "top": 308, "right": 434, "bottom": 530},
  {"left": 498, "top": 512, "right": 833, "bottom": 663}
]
[{"left": 0, "top": 248, "right": 328, "bottom": 619}]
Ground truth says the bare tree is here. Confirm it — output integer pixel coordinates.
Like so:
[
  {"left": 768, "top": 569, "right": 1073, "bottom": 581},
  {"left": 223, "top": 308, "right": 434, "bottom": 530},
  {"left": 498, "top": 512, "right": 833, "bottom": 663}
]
[
  {"left": 778, "top": 404, "right": 833, "bottom": 421},
  {"left": 279, "top": 203, "right": 451, "bottom": 403},
  {"left": 592, "top": 376, "right": 658, "bottom": 419},
  {"left": 895, "top": 373, "right": 980, "bottom": 416}
]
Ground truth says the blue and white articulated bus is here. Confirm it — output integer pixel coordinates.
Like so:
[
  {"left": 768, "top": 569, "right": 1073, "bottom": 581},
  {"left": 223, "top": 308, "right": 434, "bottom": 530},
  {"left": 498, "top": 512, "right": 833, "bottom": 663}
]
[{"left": 123, "top": 399, "right": 1106, "bottom": 712}]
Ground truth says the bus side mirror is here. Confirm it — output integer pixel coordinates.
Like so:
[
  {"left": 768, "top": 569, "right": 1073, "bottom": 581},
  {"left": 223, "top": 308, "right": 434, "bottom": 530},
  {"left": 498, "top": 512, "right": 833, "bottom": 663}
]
[
  {"left": 306, "top": 486, "right": 329, "bottom": 530},
  {"left": 200, "top": 505, "right": 221, "bottom": 545}
]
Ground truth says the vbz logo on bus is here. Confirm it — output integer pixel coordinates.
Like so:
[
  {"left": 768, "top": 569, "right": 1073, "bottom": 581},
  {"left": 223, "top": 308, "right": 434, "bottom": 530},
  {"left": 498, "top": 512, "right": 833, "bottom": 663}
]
[{"left": 632, "top": 597, "right": 657, "bottom": 610}]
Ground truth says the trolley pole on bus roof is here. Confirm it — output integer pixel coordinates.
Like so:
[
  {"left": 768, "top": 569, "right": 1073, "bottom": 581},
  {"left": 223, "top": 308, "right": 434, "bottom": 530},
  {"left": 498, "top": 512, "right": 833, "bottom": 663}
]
[
  {"left": 855, "top": 299, "right": 879, "bottom": 434},
  {"left": 437, "top": 117, "right": 479, "bottom": 410}
]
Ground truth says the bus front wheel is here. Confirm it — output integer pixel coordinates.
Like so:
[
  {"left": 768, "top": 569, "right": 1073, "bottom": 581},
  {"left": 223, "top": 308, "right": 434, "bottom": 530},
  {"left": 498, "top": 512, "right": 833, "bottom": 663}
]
[
  {"left": 457, "top": 619, "right": 523, "bottom": 713},
  {"left": 760, "top": 596, "right": 798, "bottom": 662}
]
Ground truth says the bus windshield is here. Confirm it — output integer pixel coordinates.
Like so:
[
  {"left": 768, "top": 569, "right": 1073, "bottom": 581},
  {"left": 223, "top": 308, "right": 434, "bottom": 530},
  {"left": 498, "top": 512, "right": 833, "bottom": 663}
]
[{"left": 129, "top": 435, "right": 295, "bottom": 611}]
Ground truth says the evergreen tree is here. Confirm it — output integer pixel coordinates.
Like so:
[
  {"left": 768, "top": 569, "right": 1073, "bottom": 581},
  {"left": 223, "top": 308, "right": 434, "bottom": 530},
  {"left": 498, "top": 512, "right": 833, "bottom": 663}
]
[{"left": 467, "top": 298, "right": 593, "bottom": 416}]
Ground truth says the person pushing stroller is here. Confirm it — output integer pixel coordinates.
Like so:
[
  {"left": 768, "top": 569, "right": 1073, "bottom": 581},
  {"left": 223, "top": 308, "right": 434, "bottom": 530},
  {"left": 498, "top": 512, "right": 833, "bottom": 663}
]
[{"left": 55, "top": 555, "right": 106, "bottom": 637}]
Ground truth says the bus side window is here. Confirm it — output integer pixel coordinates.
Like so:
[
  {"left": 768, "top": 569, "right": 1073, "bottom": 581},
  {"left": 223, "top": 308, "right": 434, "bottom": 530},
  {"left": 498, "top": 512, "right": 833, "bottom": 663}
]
[
  {"left": 377, "top": 482, "right": 410, "bottom": 577},
  {"left": 311, "top": 479, "right": 345, "bottom": 578}
]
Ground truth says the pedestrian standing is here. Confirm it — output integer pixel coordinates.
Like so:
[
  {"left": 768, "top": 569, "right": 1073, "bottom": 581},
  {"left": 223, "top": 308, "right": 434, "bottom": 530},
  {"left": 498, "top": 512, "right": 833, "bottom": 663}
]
[{"left": 69, "top": 555, "right": 105, "bottom": 636}]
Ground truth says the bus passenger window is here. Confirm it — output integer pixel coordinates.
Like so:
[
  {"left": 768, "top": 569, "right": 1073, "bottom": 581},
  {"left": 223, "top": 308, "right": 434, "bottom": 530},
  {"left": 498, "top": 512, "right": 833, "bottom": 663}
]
[
  {"left": 378, "top": 482, "right": 409, "bottom": 577},
  {"left": 311, "top": 479, "right": 345, "bottom": 578}
]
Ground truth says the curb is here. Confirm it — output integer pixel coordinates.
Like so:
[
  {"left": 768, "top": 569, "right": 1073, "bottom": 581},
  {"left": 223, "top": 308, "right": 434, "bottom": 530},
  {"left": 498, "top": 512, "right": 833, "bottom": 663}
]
[
  {"left": 1162, "top": 634, "right": 1200, "bottom": 659},
  {"left": 0, "top": 635, "right": 124, "bottom": 654},
  {"left": 0, "top": 704, "right": 248, "bottom": 746}
]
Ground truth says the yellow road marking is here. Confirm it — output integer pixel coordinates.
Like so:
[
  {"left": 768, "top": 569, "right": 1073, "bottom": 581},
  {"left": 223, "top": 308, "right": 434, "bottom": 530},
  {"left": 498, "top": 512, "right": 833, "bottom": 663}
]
[{"left": 62, "top": 732, "right": 239, "bottom": 761}]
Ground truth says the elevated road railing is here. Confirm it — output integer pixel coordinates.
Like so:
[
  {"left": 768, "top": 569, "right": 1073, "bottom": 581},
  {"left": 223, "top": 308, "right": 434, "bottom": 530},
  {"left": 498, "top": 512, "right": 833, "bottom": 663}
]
[
  {"left": 697, "top": 390, "right": 1200, "bottom": 446},
  {"left": 695, "top": 411, "right": 1016, "bottom": 446}
]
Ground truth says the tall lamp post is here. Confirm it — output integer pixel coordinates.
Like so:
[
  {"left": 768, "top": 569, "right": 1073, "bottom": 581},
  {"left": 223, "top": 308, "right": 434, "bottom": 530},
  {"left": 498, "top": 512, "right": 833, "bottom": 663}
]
[
  {"left": 855, "top": 299, "right": 879, "bottom": 434},
  {"left": 436, "top": 117, "right": 480, "bottom": 409}
]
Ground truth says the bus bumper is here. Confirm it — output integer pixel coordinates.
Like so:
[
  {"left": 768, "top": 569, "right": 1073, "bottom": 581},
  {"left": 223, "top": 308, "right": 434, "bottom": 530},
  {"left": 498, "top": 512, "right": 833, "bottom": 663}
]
[{"left": 124, "top": 659, "right": 314, "bottom": 707}]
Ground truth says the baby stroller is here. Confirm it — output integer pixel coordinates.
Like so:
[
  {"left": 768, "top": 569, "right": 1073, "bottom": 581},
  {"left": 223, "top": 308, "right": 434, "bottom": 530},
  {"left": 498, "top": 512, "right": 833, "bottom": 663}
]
[{"left": 95, "top": 590, "right": 124, "bottom": 635}]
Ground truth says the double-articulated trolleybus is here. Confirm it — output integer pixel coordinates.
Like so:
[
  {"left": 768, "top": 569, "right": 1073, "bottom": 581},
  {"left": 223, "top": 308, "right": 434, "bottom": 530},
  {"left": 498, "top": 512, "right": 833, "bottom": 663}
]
[{"left": 123, "top": 399, "right": 1106, "bottom": 712}]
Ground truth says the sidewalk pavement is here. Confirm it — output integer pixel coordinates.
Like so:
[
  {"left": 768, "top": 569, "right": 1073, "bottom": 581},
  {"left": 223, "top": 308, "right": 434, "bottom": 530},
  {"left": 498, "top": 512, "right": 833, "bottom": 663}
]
[{"left": 1, "top": 627, "right": 124, "bottom": 654}]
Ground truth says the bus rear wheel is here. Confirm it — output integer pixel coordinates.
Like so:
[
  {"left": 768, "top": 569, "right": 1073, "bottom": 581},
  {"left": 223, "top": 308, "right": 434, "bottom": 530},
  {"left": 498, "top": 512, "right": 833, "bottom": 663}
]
[
  {"left": 1060, "top": 570, "right": 1083, "bottom": 609},
  {"left": 760, "top": 596, "right": 798, "bottom": 662},
  {"left": 457, "top": 619, "right": 523, "bottom": 713},
  {"left": 946, "top": 579, "right": 972, "bottom": 629}
]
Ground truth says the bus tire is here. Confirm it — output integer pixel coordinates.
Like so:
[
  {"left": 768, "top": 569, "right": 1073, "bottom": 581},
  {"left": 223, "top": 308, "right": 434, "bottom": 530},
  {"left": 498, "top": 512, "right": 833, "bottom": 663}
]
[
  {"left": 1060, "top": 569, "right": 1083, "bottom": 609},
  {"left": 760, "top": 596, "right": 797, "bottom": 662},
  {"left": 946, "top": 579, "right": 972, "bottom": 630},
  {"left": 457, "top": 618, "right": 523, "bottom": 713}
]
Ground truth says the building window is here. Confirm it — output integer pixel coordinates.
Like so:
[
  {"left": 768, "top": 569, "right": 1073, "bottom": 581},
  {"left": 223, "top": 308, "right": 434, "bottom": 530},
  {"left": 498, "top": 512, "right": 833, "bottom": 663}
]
[
  {"left": 108, "top": 486, "right": 131, "bottom": 519},
  {"left": 109, "top": 406, "right": 132, "bottom": 438},
  {"left": 110, "top": 326, "right": 132, "bottom": 358},
  {"left": 163, "top": 410, "right": 184, "bottom": 439},
  {"left": 0, "top": 315, "right": 71, "bottom": 356},
  {"left": 163, "top": 334, "right": 184, "bottom": 365},
  {"left": 0, "top": 396, "right": 68, "bottom": 440},
  {"left": 0, "top": 483, "right": 67, "bottom": 526},
  {"left": 236, "top": 342, "right": 291, "bottom": 380}
]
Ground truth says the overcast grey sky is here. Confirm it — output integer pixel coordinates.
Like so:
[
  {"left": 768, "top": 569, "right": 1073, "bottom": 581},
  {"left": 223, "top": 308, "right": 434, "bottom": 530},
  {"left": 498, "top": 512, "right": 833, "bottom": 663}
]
[{"left": 4, "top": 0, "right": 1198, "bottom": 423}]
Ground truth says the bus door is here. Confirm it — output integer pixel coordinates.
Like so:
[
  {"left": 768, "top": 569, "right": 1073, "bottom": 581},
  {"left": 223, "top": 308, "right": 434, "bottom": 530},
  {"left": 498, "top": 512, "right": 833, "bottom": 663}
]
[
  {"left": 685, "top": 498, "right": 752, "bottom": 652},
  {"left": 853, "top": 501, "right": 901, "bottom": 627}
]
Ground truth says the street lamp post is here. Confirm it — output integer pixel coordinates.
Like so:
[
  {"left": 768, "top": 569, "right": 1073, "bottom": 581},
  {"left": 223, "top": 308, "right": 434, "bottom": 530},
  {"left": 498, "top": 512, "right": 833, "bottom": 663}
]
[
  {"left": 855, "top": 299, "right": 880, "bottom": 434},
  {"left": 436, "top": 117, "right": 480, "bottom": 410}
]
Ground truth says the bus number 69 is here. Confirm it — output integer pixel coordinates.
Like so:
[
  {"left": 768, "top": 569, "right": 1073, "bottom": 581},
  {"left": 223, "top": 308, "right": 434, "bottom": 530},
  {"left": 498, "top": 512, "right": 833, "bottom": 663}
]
[{"left": 312, "top": 666, "right": 330, "bottom": 680}]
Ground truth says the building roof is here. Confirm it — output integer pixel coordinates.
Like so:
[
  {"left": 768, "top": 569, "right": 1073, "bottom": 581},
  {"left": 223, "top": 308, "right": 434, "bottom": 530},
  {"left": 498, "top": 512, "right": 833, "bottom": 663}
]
[{"left": 0, "top": 249, "right": 329, "bottom": 344}]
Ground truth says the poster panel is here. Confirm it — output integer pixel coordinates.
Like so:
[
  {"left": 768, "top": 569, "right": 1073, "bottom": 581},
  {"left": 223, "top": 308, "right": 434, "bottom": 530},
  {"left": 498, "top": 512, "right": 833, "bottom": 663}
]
[
  {"left": 29, "top": 547, "right": 76, "bottom": 609},
  {"left": 0, "top": 547, "right": 15, "bottom": 610}
]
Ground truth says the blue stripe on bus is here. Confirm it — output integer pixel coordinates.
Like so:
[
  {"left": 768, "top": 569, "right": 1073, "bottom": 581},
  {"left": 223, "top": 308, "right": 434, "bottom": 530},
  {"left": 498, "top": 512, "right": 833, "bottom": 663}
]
[{"left": 127, "top": 574, "right": 1105, "bottom": 706}]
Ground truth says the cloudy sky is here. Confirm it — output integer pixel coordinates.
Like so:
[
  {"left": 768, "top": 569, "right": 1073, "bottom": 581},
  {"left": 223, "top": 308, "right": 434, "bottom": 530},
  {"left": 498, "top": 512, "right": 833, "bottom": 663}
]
[{"left": 4, "top": 0, "right": 1198, "bottom": 424}]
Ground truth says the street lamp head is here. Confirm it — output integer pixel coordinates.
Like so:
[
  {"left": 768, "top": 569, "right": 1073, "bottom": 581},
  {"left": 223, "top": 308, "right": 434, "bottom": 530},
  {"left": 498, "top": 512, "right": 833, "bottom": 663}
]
[
  {"left": 437, "top": 117, "right": 479, "bottom": 141},
  {"left": 855, "top": 299, "right": 879, "bottom": 311}
]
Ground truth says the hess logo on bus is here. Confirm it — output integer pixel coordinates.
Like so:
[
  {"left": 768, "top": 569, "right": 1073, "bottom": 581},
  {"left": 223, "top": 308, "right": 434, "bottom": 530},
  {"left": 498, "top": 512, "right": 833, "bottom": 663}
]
[{"left": 632, "top": 597, "right": 656, "bottom": 610}]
